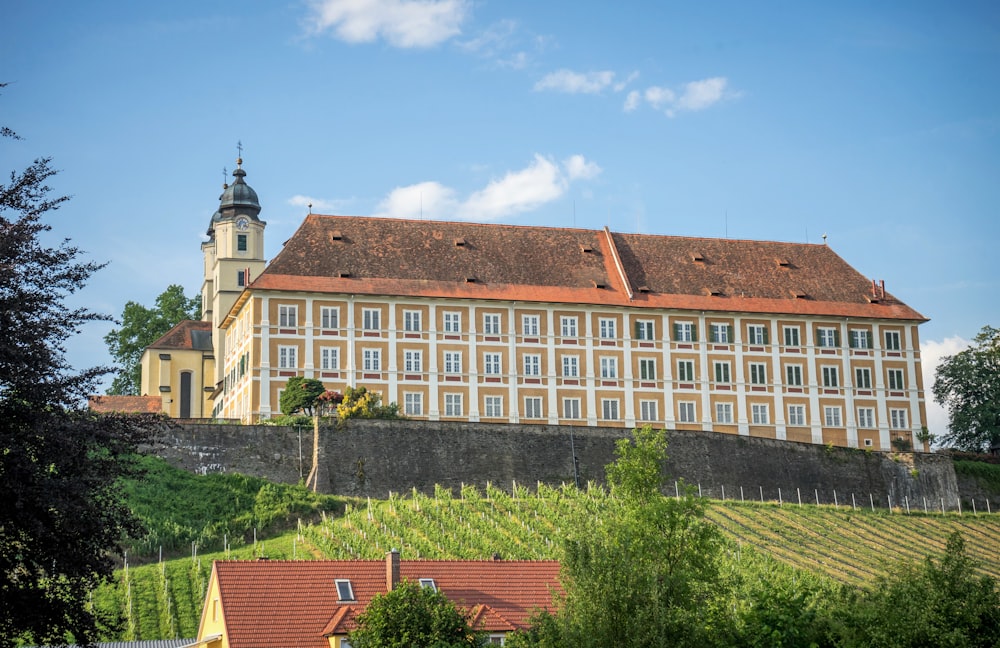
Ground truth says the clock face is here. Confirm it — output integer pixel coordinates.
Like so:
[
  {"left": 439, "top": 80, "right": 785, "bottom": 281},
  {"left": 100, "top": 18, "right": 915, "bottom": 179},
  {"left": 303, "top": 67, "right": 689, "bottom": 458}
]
[{"left": 236, "top": 217, "right": 250, "bottom": 231}]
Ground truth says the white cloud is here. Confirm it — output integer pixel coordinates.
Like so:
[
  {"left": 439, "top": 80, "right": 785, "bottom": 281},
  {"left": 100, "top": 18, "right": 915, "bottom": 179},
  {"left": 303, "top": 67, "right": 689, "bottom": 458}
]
[
  {"left": 623, "top": 90, "right": 641, "bottom": 112},
  {"left": 534, "top": 69, "right": 617, "bottom": 94},
  {"left": 920, "top": 335, "right": 970, "bottom": 440},
  {"left": 288, "top": 194, "right": 340, "bottom": 213},
  {"left": 613, "top": 70, "right": 640, "bottom": 92},
  {"left": 643, "top": 85, "right": 676, "bottom": 110},
  {"left": 563, "top": 154, "right": 602, "bottom": 180},
  {"left": 675, "top": 76, "right": 728, "bottom": 111},
  {"left": 374, "top": 154, "right": 600, "bottom": 222},
  {"left": 305, "top": 0, "right": 469, "bottom": 48},
  {"left": 626, "top": 76, "right": 736, "bottom": 117},
  {"left": 375, "top": 181, "right": 458, "bottom": 219}
]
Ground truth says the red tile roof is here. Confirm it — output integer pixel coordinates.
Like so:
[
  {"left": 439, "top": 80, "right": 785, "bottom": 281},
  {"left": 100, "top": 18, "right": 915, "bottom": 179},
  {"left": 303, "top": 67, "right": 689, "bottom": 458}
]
[
  {"left": 87, "top": 394, "right": 162, "bottom": 413},
  {"left": 242, "top": 215, "right": 925, "bottom": 323},
  {"left": 147, "top": 319, "right": 214, "bottom": 351},
  {"left": 210, "top": 558, "right": 561, "bottom": 648}
]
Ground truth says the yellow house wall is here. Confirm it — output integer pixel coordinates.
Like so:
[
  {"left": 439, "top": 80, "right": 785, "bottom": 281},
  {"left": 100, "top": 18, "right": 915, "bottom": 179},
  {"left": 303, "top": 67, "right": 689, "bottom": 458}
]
[{"left": 215, "top": 292, "right": 929, "bottom": 451}]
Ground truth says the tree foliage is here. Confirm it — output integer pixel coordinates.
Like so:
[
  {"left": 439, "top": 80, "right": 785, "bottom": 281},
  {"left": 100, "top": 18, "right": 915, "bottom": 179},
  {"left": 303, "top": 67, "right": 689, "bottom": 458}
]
[
  {"left": 836, "top": 531, "right": 1000, "bottom": 647},
  {"left": 279, "top": 376, "right": 327, "bottom": 416},
  {"left": 933, "top": 325, "right": 1000, "bottom": 451},
  {"left": 517, "top": 426, "right": 726, "bottom": 648},
  {"left": 349, "top": 579, "right": 482, "bottom": 648},
  {"left": 336, "top": 385, "right": 401, "bottom": 420},
  {"left": 1, "top": 100, "right": 155, "bottom": 644},
  {"left": 103, "top": 284, "right": 200, "bottom": 395}
]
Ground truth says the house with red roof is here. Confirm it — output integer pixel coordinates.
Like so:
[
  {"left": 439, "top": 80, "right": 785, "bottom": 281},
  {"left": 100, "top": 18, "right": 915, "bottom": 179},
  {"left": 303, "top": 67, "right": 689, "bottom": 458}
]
[
  {"left": 144, "top": 159, "right": 931, "bottom": 452},
  {"left": 192, "top": 551, "right": 560, "bottom": 648}
]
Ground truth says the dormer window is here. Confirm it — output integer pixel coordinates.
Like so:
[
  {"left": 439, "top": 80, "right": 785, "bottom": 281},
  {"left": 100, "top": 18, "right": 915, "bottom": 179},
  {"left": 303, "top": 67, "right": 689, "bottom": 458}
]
[
  {"left": 335, "top": 579, "right": 355, "bottom": 602},
  {"left": 419, "top": 578, "right": 437, "bottom": 591}
]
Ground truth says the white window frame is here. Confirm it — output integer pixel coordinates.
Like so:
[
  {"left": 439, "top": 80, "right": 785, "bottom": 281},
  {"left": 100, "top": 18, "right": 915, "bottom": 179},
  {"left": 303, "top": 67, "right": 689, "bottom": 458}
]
[
  {"left": 710, "top": 323, "right": 731, "bottom": 344},
  {"left": 639, "top": 358, "right": 656, "bottom": 381},
  {"left": 560, "top": 316, "right": 578, "bottom": 337},
  {"left": 747, "top": 324, "right": 767, "bottom": 345},
  {"left": 857, "top": 407, "right": 875, "bottom": 428},
  {"left": 444, "top": 393, "right": 463, "bottom": 417},
  {"left": 884, "top": 330, "right": 901, "bottom": 351},
  {"left": 443, "top": 351, "right": 462, "bottom": 375},
  {"left": 855, "top": 367, "right": 872, "bottom": 389},
  {"left": 715, "top": 402, "right": 734, "bottom": 424},
  {"left": 362, "top": 308, "right": 381, "bottom": 331},
  {"left": 850, "top": 329, "right": 870, "bottom": 349},
  {"left": 751, "top": 403, "right": 769, "bottom": 425},
  {"left": 677, "top": 360, "right": 695, "bottom": 382},
  {"left": 601, "top": 398, "right": 620, "bottom": 420},
  {"left": 598, "top": 317, "right": 616, "bottom": 339},
  {"left": 483, "top": 352, "right": 502, "bottom": 375},
  {"left": 600, "top": 356, "right": 618, "bottom": 379},
  {"left": 639, "top": 400, "right": 658, "bottom": 422},
  {"left": 278, "top": 304, "right": 297, "bottom": 328},
  {"left": 714, "top": 361, "right": 731, "bottom": 384},
  {"left": 890, "top": 408, "right": 908, "bottom": 429},
  {"left": 824, "top": 406, "right": 842, "bottom": 427},
  {"left": 674, "top": 321, "right": 694, "bottom": 342},
  {"left": 403, "top": 310, "right": 421, "bottom": 332},
  {"left": 484, "top": 395, "right": 503, "bottom": 418},
  {"left": 822, "top": 366, "right": 839, "bottom": 388},
  {"left": 483, "top": 313, "right": 502, "bottom": 335},
  {"left": 523, "top": 396, "right": 542, "bottom": 419},
  {"left": 403, "top": 349, "right": 422, "bottom": 372},
  {"left": 522, "top": 315, "right": 540, "bottom": 337},
  {"left": 523, "top": 354, "right": 541, "bottom": 377},
  {"left": 404, "top": 393, "right": 423, "bottom": 416},
  {"left": 321, "top": 306, "right": 339, "bottom": 330},
  {"left": 336, "top": 579, "right": 355, "bottom": 601},
  {"left": 887, "top": 368, "right": 905, "bottom": 390},
  {"left": 562, "top": 398, "right": 581, "bottom": 419},
  {"left": 783, "top": 325, "right": 801, "bottom": 347},
  {"left": 817, "top": 327, "right": 838, "bottom": 348},
  {"left": 362, "top": 348, "right": 381, "bottom": 372},
  {"left": 785, "top": 364, "right": 803, "bottom": 386},
  {"left": 749, "top": 362, "right": 767, "bottom": 385},
  {"left": 635, "top": 320, "right": 654, "bottom": 341},
  {"left": 278, "top": 345, "right": 297, "bottom": 369},
  {"left": 320, "top": 347, "right": 338, "bottom": 370},
  {"left": 678, "top": 401, "right": 696, "bottom": 423},
  {"left": 787, "top": 404, "right": 805, "bottom": 426},
  {"left": 562, "top": 355, "right": 579, "bottom": 378},
  {"left": 443, "top": 311, "right": 462, "bottom": 334}
]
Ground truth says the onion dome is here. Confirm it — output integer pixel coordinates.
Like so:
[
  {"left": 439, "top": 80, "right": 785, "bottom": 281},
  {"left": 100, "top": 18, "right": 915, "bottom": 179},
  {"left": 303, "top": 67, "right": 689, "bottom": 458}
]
[{"left": 218, "top": 158, "right": 261, "bottom": 218}]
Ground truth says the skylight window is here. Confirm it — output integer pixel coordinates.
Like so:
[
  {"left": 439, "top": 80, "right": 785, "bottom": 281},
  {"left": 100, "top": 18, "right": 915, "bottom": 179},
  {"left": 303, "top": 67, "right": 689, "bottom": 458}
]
[
  {"left": 335, "top": 579, "right": 355, "bottom": 602},
  {"left": 419, "top": 578, "right": 437, "bottom": 591}
]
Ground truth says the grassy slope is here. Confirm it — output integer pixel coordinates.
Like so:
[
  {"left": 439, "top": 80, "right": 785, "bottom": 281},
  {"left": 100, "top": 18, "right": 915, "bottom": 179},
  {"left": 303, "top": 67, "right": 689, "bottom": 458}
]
[{"left": 99, "top": 461, "right": 1000, "bottom": 641}]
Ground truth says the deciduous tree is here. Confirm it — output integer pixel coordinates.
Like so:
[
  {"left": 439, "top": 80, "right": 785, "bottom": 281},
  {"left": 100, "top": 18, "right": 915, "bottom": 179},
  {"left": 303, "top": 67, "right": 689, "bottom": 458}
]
[
  {"left": 279, "top": 376, "right": 327, "bottom": 416},
  {"left": 103, "top": 284, "right": 200, "bottom": 395},
  {"left": 0, "top": 97, "right": 154, "bottom": 644},
  {"left": 349, "top": 580, "right": 482, "bottom": 648},
  {"left": 933, "top": 325, "right": 1000, "bottom": 451}
]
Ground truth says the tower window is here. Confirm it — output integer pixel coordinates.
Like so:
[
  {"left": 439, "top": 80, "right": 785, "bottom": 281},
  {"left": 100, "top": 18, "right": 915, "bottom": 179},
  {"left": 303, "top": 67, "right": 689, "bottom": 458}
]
[
  {"left": 237, "top": 234, "right": 248, "bottom": 252},
  {"left": 237, "top": 270, "right": 246, "bottom": 287}
]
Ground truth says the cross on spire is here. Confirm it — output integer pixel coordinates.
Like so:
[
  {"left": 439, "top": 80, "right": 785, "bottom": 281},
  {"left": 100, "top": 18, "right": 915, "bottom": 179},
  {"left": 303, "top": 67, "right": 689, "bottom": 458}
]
[
  {"left": 236, "top": 140, "right": 244, "bottom": 167},
  {"left": 222, "top": 166, "right": 228, "bottom": 188}
]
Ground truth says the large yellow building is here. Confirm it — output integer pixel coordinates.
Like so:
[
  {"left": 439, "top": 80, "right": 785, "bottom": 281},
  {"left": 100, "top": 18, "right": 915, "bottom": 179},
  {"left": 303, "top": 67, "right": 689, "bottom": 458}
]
[{"left": 151, "top": 160, "right": 931, "bottom": 452}]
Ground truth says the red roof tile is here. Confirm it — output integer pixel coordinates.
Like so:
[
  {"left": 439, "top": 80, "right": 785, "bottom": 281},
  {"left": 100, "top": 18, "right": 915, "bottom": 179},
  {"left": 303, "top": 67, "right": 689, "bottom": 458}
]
[
  {"left": 243, "top": 215, "right": 925, "bottom": 322},
  {"left": 87, "top": 395, "right": 162, "bottom": 413},
  {"left": 147, "top": 319, "right": 214, "bottom": 351},
  {"left": 211, "top": 558, "right": 560, "bottom": 647}
]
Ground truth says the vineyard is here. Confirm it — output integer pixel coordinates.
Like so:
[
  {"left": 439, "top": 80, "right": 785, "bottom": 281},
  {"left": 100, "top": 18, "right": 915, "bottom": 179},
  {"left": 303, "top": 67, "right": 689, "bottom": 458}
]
[{"left": 94, "top": 479, "right": 1000, "bottom": 641}]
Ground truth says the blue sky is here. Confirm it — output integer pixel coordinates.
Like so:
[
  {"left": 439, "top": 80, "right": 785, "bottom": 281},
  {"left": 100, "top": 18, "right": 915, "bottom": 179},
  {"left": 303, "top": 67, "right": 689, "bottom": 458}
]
[{"left": 3, "top": 1, "right": 998, "bottom": 432}]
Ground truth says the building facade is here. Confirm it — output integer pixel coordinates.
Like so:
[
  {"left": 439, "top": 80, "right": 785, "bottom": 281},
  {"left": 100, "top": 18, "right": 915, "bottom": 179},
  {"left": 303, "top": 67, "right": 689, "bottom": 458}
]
[{"left": 152, "top": 161, "right": 930, "bottom": 452}]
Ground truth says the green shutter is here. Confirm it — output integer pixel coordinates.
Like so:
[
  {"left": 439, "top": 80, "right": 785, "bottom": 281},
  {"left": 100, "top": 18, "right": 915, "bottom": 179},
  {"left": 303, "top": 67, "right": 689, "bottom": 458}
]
[
  {"left": 727, "top": 325, "right": 734, "bottom": 343},
  {"left": 834, "top": 329, "right": 841, "bottom": 347},
  {"left": 692, "top": 324, "right": 698, "bottom": 342},
  {"left": 763, "top": 327, "right": 770, "bottom": 345}
]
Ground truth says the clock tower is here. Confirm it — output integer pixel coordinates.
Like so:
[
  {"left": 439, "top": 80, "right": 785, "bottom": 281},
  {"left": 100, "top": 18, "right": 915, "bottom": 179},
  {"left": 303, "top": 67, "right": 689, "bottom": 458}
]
[{"left": 201, "top": 157, "right": 266, "bottom": 392}]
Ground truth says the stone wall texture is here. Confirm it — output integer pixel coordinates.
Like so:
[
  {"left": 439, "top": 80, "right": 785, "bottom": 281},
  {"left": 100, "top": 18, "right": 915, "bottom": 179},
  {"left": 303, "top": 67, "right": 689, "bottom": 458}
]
[{"left": 149, "top": 420, "right": 965, "bottom": 510}]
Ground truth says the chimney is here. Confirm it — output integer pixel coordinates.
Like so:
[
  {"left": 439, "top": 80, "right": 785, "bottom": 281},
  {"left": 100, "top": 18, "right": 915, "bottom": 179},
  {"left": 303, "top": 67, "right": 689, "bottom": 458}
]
[
  {"left": 879, "top": 279, "right": 886, "bottom": 300},
  {"left": 386, "top": 549, "right": 400, "bottom": 591}
]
